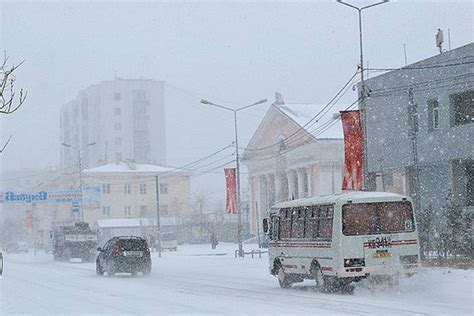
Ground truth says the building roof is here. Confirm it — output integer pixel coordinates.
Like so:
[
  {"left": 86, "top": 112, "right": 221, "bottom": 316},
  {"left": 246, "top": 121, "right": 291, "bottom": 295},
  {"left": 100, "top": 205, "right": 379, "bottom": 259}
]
[
  {"left": 365, "top": 42, "right": 474, "bottom": 86},
  {"left": 275, "top": 103, "right": 343, "bottom": 139},
  {"left": 84, "top": 162, "right": 180, "bottom": 174},
  {"left": 273, "top": 191, "right": 406, "bottom": 209}
]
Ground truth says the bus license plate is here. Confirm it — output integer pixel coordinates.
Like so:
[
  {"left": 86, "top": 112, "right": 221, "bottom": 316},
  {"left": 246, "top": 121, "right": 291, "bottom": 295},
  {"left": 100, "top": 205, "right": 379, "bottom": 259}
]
[
  {"left": 124, "top": 251, "right": 142, "bottom": 257},
  {"left": 373, "top": 252, "right": 391, "bottom": 258}
]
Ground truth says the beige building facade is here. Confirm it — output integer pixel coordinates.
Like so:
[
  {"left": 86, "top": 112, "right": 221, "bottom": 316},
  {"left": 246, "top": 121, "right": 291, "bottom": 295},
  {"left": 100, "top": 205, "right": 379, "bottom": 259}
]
[{"left": 83, "top": 162, "right": 191, "bottom": 225}]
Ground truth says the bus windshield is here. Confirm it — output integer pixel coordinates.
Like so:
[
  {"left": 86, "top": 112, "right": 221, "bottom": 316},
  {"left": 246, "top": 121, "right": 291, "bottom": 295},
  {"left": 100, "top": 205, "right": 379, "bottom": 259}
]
[{"left": 342, "top": 201, "right": 415, "bottom": 236}]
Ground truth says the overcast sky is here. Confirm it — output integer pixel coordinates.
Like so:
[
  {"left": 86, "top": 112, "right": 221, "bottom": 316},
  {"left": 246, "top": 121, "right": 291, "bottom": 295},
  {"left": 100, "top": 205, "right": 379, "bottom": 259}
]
[{"left": 0, "top": 0, "right": 472, "bottom": 201}]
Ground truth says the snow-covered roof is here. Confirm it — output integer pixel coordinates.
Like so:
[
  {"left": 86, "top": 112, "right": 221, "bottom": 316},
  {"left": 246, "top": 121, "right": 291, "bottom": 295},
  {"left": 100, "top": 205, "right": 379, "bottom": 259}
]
[
  {"left": 84, "top": 162, "right": 178, "bottom": 174},
  {"left": 273, "top": 191, "right": 407, "bottom": 209},
  {"left": 95, "top": 217, "right": 182, "bottom": 228},
  {"left": 275, "top": 103, "right": 343, "bottom": 139}
]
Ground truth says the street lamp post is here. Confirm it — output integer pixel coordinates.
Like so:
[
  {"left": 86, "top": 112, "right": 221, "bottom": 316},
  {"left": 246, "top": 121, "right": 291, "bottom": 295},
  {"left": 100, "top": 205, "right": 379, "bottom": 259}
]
[
  {"left": 200, "top": 98, "right": 267, "bottom": 257},
  {"left": 336, "top": 0, "right": 389, "bottom": 190},
  {"left": 62, "top": 142, "right": 96, "bottom": 221}
]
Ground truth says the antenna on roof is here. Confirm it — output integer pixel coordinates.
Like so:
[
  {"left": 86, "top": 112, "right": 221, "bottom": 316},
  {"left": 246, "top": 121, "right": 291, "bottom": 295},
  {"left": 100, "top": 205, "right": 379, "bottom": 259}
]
[
  {"left": 403, "top": 43, "right": 408, "bottom": 66},
  {"left": 274, "top": 92, "right": 285, "bottom": 105},
  {"left": 448, "top": 28, "right": 451, "bottom": 50},
  {"left": 436, "top": 29, "right": 444, "bottom": 54}
]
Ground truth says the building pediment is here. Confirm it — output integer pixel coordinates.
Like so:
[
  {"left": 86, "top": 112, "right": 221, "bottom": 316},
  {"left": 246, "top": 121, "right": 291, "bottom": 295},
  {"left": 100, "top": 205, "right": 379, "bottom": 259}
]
[{"left": 243, "top": 100, "right": 343, "bottom": 161}]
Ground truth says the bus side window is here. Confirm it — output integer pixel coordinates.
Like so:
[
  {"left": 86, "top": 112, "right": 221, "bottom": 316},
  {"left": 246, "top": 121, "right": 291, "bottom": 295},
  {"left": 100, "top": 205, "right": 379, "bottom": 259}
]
[
  {"left": 305, "top": 205, "right": 318, "bottom": 239},
  {"left": 318, "top": 206, "right": 333, "bottom": 240},
  {"left": 291, "top": 207, "right": 305, "bottom": 238},
  {"left": 280, "top": 208, "right": 292, "bottom": 239}
]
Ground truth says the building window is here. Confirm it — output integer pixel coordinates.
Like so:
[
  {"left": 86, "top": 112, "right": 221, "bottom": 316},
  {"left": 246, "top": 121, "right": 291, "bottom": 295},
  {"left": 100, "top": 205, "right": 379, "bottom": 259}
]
[
  {"left": 114, "top": 108, "right": 121, "bottom": 116},
  {"left": 124, "top": 184, "right": 131, "bottom": 194},
  {"left": 427, "top": 99, "right": 440, "bottom": 131},
  {"left": 124, "top": 206, "right": 131, "bottom": 217},
  {"left": 160, "top": 205, "right": 169, "bottom": 216},
  {"left": 114, "top": 122, "right": 122, "bottom": 131},
  {"left": 383, "top": 171, "right": 394, "bottom": 188},
  {"left": 115, "top": 152, "right": 122, "bottom": 162},
  {"left": 160, "top": 183, "right": 168, "bottom": 194},
  {"left": 277, "top": 137, "right": 287, "bottom": 152},
  {"left": 140, "top": 205, "right": 148, "bottom": 217},
  {"left": 102, "top": 184, "right": 110, "bottom": 194},
  {"left": 115, "top": 137, "right": 122, "bottom": 146},
  {"left": 102, "top": 206, "right": 111, "bottom": 216},
  {"left": 140, "top": 183, "right": 147, "bottom": 194},
  {"left": 114, "top": 92, "right": 121, "bottom": 101},
  {"left": 450, "top": 90, "right": 474, "bottom": 126}
]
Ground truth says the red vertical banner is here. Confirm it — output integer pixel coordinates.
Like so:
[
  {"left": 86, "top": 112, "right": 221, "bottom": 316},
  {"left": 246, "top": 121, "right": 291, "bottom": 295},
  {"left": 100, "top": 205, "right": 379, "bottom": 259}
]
[
  {"left": 224, "top": 168, "right": 237, "bottom": 214},
  {"left": 26, "top": 210, "right": 33, "bottom": 233},
  {"left": 340, "top": 110, "right": 364, "bottom": 191}
]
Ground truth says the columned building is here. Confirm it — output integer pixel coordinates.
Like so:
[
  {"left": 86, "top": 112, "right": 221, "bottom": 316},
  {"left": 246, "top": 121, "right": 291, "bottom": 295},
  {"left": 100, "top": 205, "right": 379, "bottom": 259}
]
[{"left": 242, "top": 94, "right": 344, "bottom": 235}]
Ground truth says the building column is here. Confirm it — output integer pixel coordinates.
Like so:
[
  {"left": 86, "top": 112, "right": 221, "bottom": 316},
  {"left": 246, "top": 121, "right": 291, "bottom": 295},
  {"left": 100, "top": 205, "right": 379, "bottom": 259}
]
[
  {"left": 258, "top": 175, "right": 268, "bottom": 225},
  {"left": 306, "top": 166, "right": 313, "bottom": 197},
  {"left": 267, "top": 173, "right": 275, "bottom": 209},
  {"left": 275, "top": 172, "right": 286, "bottom": 203},
  {"left": 331, "top": 163, "right": 336, "bottom": 194},
  {"left": 297, "top": 168, "right": 306, "bottom": 198},
  {"left": 312, "top": 164, "right": 320, "bottom": 196},
  {"left": 287, "top": 171, "right": 293, "bottom": 200},
  {"left": 250, "top": 176, "right": 258, "bottom": 235},
  {"left": 287, "top": 170, "right": 298, "bottom": 200}
]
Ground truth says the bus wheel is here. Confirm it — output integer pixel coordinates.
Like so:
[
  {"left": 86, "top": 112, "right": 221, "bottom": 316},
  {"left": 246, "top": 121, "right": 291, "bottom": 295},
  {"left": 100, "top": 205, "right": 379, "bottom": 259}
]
[
  {"left": 277, "top": 266, "right": 292, "bottom": 289},
  {"left": 311, "top": 264, "right": 327, "bottom": 291}
]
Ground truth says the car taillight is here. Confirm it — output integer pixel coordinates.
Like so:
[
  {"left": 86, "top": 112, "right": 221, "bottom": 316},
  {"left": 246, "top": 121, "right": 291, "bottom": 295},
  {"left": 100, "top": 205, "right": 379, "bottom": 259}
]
[
  {"left": 114, "top": 241, "right": 122, "bottom": 257},
  {"left": 144, "top": 241, "right": 150, "bottom": 254},
  {"left": 344, "top": 258, "right": 365, "bottom": 267},
  {"left": 400, "top": 255, "right": 418, "bottom": 264}
]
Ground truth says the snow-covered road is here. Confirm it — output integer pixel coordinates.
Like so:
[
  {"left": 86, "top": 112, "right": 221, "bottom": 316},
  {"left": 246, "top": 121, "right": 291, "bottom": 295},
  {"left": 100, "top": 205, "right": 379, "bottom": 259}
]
[{"left": 1, "top": 243, "right": 472, "bottom": 315}]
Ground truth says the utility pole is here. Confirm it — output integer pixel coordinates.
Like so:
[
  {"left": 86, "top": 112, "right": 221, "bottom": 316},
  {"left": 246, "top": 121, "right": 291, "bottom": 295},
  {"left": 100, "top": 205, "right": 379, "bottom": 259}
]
[
  {"left": 200, "top": 98, "right": 267, "bottom": 257},
  {"left": 32, "top": 203, "right": 37, "bottom": 256},
  {"left": 155, "top": 175, "right": 162, "bottom": 258},
  {"left": 78, "top": 151, "right": 84, "bottom": 221},
  {"left": 255, "top": 201, "right": 261, "bottom": 248},
  {"left": 62, "top": 142, "right": 96, "bottom": 222},
  {"left": 233, "top": 110, "right": 244, "bottom": 256},
  {"left": 337, "top": 0, "right": 389, "bottom": 190}
]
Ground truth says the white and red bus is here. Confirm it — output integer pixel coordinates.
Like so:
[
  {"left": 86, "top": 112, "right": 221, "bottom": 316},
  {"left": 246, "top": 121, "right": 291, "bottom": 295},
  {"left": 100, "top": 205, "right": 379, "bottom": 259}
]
[{"left": 263, "top": 191, "right": 420, "bottom": 290}]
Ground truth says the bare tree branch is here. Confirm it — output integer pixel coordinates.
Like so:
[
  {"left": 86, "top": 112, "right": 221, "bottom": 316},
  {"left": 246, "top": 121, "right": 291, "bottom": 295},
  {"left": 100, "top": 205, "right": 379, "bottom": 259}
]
[
  {"left": 0, "top": 134, "right": 13, "bottom": 153},
  {"left": 0, "top": 52, "right": 27, "bottom": 115}
]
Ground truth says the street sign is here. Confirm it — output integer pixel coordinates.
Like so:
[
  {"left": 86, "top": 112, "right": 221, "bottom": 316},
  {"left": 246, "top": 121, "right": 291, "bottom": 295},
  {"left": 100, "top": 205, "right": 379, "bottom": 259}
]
[{"left": 72, "top": 202, "right": 80, "bottom": 213}]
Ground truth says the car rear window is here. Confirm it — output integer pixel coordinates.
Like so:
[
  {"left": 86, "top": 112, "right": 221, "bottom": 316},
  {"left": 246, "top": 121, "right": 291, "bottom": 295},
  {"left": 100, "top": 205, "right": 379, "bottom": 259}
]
[{"left": 118, "top": 239, "right": 146, "bottom": 251}]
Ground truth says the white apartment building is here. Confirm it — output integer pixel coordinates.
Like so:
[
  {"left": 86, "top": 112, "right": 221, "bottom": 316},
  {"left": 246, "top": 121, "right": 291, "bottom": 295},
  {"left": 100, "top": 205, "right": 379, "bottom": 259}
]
[{"left": 60, "top": 78, "right": 166, "bottom": 169}]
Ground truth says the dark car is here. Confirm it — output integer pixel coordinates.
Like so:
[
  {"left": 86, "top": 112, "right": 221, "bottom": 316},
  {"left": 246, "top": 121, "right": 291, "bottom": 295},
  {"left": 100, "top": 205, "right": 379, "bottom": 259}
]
[{"left": 96, "top": 236, "right": 151, "bottom": 277}]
